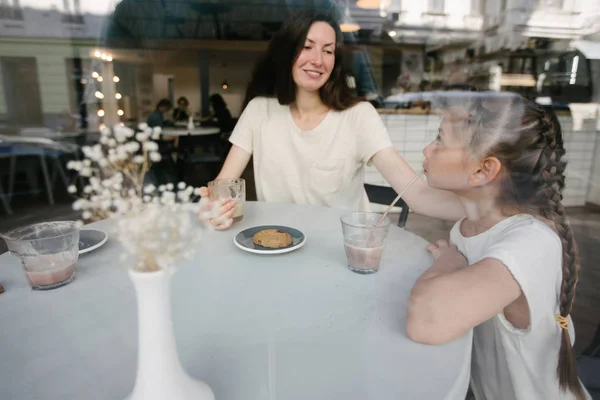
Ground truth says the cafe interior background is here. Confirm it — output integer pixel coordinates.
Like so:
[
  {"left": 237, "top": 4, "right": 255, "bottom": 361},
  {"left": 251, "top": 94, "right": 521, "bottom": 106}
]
[{"left": 0, "top": 0, "right": 600, "bottom": 354}]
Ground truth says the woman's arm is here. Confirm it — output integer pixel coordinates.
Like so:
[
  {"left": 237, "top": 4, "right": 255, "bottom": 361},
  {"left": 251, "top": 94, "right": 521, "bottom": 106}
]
[
  {"left": 215, "top": 145, "right": 251, "bottom": 180},
  {"left": 371, "top": 147, "right": 464, "bottom": 221}
]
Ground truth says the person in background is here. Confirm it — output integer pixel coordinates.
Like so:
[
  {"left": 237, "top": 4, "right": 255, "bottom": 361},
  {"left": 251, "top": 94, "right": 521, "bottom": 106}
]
[
  {"left": 201, "top": 94, "right": 236, "bottom": 133},
  {"left": 406, "top": 94, "right": 591, "bottom": 400},
  {"left": 147, "top": 98, "right": 175, "bottom": 128},
  {"left": 172, "top": 96, "right": 190, "bottom": 122}
]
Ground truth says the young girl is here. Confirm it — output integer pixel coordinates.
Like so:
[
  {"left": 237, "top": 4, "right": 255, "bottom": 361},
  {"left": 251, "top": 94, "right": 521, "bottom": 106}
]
[
  {"left": 406, "top": 94, "right": 590, "bottom": 400},
  {"left": 198, "top": 11, "right": 463, "bottom": 229}
]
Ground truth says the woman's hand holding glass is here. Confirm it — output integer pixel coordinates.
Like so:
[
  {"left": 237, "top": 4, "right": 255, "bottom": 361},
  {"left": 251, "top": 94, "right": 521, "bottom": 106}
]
[{"left": 197, "top": 186, "right": 236, "bottom": 230}]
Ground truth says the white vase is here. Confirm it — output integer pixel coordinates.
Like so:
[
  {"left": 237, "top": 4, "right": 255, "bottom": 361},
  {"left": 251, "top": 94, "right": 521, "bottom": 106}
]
[
  {"left": 126, "top": 268, "right": 214, "bottom": 400},
  {"left": 187, "top": 116, "right": 195, "bottom": 130}
]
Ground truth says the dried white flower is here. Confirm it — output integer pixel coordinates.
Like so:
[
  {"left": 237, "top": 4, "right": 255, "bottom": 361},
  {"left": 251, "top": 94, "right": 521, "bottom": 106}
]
[
  {"left": 127, "top": 141, "right": 140, "bottom": 153},
  {"left": 143, "top": 141, "right": 159, "bottom": 152},
  {"left": 121, "top": 126, "right": 135, "bottom": 138},
  {"left": 73, "top": 199, "right": 89, "bottom": 211},
  {"left": 138, "top": 122, "right": 149, "bottom": 131},
  {"left": 67, "top": 185, "right": 77, "bottom": 194},
  {"left": 143, "top": 184, "right": 156, "bottom": 194},
  {"left": 67, "top": 161, "right": 82, "bottom": 171},
  {"left": 115, "top": 131, "right": 127, "bottom": 143},
  {"left": 70, "top": 124, "right": 206, "bottom": 272},
  {"left": 149, "top": 152, "right": 161, "bottom": 162},
  {"left": 193, "top": 187, "right": 202, "bottom": 196}
]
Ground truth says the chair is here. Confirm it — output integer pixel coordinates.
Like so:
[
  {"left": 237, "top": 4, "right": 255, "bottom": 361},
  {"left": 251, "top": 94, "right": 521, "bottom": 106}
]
[
  {"left": 364, "top": 183, "right": 410, "bottom": 228},
  {"left": 0, "top": 135, "right": 79, "bottom": 207},
  {"left": 176, "top": 133, "right": 224, "bottom": 184}
]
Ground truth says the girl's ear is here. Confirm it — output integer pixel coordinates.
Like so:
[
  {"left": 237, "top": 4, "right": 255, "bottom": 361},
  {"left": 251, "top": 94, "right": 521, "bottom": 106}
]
[{"left": 469, "top": 156, "right": 502, "bottom": 187}]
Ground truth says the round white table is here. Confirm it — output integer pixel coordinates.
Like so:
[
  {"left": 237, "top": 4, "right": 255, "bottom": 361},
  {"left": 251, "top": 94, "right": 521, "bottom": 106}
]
[
  {"left": 161, "top": 127, "right": 220, "bottom": 136},
  {"left": 0, "top": 202, "right": 472, "bottom": 400}
]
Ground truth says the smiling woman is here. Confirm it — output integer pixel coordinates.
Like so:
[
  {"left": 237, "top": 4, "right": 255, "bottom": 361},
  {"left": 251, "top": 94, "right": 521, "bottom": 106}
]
[
  {"left": 196, "top": 10, "right": 464, "bottom": 231},
  {"left": 242, "top": 11, "right": 360, "bottom": 111}
]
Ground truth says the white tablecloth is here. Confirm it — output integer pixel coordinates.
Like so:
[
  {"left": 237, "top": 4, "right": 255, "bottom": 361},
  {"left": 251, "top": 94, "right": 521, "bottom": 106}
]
[{"left": 0, "top": 202, "right": 472, "bottom": 400}]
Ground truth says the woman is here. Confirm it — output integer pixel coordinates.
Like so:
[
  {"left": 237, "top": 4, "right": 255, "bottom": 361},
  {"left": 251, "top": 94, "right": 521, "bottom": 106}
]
[
  {"left": 172, "top": 96, "right": 190, "bottom": 122},
  {"left": 201, "top": 93, "right": 236, "bottom": 133},
  {"left": 147, "top": 98, "right": 175, "bottom": 128},
  {"left": 200, "top": 11, "right": 463, "bottom": 230}
]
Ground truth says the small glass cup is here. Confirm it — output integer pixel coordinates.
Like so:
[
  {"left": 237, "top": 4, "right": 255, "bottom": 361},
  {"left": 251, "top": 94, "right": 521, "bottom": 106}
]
[
  {"left": 208, "top": 178, "right": 246, "bottom": 222},
  {"left": 340, "top": 212, "right": 391, "bottom": 274},
  {"left": 3, "top": 221, "right": 80, "bottom": 290}
]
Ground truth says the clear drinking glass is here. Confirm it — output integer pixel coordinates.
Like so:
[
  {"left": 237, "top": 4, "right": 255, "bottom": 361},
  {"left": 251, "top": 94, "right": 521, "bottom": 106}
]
[
  {"left": 2, "top": 221, "right": 80, "bottom": 290},
  {"left": 340, "top": 212, "right": 391, "bottom": 274},
  {"left": 208, "top": 178, "right": 245, "bottom": 222}
]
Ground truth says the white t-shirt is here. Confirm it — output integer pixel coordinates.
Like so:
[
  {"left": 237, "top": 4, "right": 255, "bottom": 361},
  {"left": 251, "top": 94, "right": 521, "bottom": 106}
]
[
  {"left": 450, "top": 214, "right": 591, "bottom": 400},
  {"left": 229, "top": 97, "right": 393, "bottom": 211}
]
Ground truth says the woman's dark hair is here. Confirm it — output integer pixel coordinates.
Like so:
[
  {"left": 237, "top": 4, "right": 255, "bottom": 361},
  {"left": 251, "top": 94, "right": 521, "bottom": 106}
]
[
  {"left": 243, "top": 10, "right": 361, "bottom": 111},
  {"left": 177, "top": 96, "right": 189, "bottom": 107},
  {"left": 156, "top": 98, "right": 172, "bottom": 110},
  {"left": 451, "top": 94, "right": 586, "bottom": 399},
  {"left": 210, "top": 93, "right": 227, "bottom": 112}
]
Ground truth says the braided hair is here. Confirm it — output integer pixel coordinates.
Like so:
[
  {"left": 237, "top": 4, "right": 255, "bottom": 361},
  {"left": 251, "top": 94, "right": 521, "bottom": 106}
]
[{"left": 455, "top": 94, "right": 585, "bottom": 399}]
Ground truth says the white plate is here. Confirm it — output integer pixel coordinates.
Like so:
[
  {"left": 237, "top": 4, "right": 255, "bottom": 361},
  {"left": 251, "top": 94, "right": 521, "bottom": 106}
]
[
  {"left": 233, "top": 225, "right": 307, "bottom": 255},
  {"left": 79, "top": 229, "right": 108, "bottom": 255}
]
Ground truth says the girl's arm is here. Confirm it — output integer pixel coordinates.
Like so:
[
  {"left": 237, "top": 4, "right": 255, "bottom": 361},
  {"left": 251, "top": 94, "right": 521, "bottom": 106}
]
[
  {"left": 371, "top": 147, "right": 465, "bottom": 221},
  {"left": 406, "top": 240, "right": 522, "bottom": 345}
]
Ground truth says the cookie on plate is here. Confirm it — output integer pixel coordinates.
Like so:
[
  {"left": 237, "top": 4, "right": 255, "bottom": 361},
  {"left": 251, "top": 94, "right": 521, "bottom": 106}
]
[{"left": 252, "top": 229, "right": 293, "bottom": 249}]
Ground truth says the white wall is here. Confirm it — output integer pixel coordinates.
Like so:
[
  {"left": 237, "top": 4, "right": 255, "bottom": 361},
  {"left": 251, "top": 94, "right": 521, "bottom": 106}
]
[
  {"left": 587, "top": 139, "right": 600, "bottom": 206},
  {"left": 152, "top": 73, "right": 172, "bottom": 104}
]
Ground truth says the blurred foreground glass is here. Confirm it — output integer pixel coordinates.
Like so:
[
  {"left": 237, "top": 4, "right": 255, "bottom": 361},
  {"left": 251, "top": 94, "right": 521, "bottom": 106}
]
[
  {"left": 341, "top": 212, "right": 391, "bottom": 274},
  {"left": 3, "top": 221, "right": 80, "bottom": 290},
  {"left": 208, "top": 178, "right": 246, "bottom": 222}
]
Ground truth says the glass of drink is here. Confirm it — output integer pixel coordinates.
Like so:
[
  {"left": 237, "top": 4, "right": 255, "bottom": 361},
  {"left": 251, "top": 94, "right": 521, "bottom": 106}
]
[
  {"left": 340, "top": 212, "right": 391, "bottom": 274},
  {"left": 2, "top": 221, "right": 80, "bottom": 290},
  {"left": 208, "top": 178, "right": 245, "bottom": 222}
]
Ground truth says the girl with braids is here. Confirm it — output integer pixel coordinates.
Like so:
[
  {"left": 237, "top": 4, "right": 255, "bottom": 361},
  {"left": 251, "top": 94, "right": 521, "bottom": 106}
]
[{"left": 406, "top": 93, "right": 590, "bottom": 400}]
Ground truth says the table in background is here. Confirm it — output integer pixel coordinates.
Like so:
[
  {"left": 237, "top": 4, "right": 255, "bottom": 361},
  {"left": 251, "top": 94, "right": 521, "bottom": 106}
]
[
  {"left": 161, "top": 127, "right": 220, "bottom": 137},
  {"left": 0, "top": 202, "right": 472, "bottom": 400}
]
